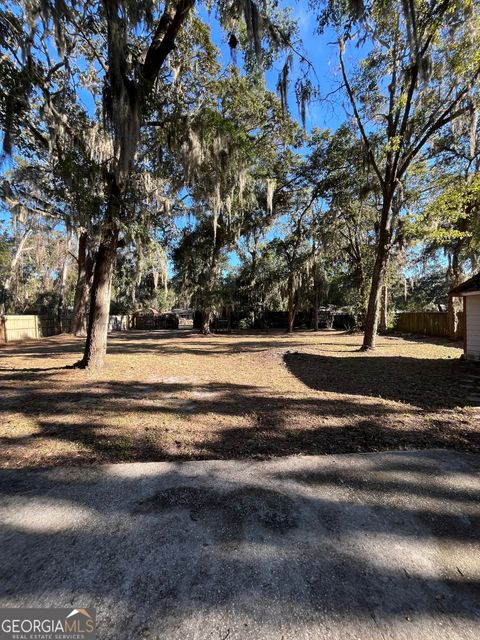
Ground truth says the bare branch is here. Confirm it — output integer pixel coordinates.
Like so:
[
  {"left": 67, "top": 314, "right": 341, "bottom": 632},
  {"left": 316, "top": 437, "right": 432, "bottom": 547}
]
[
  {"left": 399, "top": 64, "right": 480, "bottom": 178},
  {"left": 338, "top": 40, "right": 385, "bottom": 189}
]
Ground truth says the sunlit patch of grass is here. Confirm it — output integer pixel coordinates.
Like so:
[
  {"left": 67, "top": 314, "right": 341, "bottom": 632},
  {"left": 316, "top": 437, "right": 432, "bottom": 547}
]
[{"left": 0, "top": 415, "right": 38, "bottom": 438}]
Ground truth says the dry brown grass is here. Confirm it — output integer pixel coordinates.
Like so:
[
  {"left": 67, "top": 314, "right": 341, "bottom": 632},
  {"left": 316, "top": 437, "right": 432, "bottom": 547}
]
[{"left": 0, "top": 329, "right": 478, "bottom": 467}]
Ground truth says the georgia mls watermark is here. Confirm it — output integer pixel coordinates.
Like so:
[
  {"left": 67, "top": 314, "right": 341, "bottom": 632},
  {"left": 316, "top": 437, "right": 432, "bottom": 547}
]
[{"left": 0, "top": 608, "right": 96, "bottom": 640}]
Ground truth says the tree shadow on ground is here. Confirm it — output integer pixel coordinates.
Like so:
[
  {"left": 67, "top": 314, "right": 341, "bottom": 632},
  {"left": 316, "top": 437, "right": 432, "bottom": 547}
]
[
  {"left": 0, "top": 331, "right": 476, "bottom": 467},
  {"left": 0, "top": 333, "right": 306, "bottom": 360},
  {"left": 0, "top": 450, "right": 478, "bottom": 639},
  {"left": 284, "top": 352, "right": 471, "bottom": 410},
  {"left": 0, "top": 329, "right": 367, "bottom": 361},
  {"left": 0, "top": 335, "right": 85, "bottom": 361},
  {"left": 0, "top": 374, "right": 478, "bottom": 467},
  {"left": 387, "top": 332, "right": 465, "bottom": 350}
]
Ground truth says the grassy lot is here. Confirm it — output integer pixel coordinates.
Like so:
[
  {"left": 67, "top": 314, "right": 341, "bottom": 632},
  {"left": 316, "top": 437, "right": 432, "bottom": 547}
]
[{"left": 0, "top": 329, "right": 478, "bottom": 467}]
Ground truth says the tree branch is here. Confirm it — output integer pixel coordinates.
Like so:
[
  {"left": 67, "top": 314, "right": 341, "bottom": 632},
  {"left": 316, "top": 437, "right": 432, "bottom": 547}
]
[
  {"left": 338, "top": 40, "right": 385, "bottom": 190},
  {"left": 26, "top": 123, "right": 49, "bottom": 149},
  {"left": 399, "top": 62, "right": 480, "bottom": 179},
  {"left": 141, "top": 0, "right": 195, "bottom": 96}
]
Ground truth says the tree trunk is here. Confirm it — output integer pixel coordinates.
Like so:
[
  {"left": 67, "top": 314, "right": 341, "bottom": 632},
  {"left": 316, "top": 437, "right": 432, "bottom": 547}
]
[
  {"left": 362, "top": 200, "right": 392, "bottom": 350},
  {"left": 378, "top": 283, "right": 388, "bottom": 334},
  {"left": 201, "top": 310, "right": 211, "bottom": 335},
  {"left": 354, "top": 258, "right": 368, "bottom": 325},
  {"left": 71, "top": 231, "right": 93, "bottom": 337},
  {"left": 312, "top": 278, "right": 319, "bottom": 330},
  {"left": 57, "top": 230, "right": 72, "bottom": 332},
  {"left": 73, "top": 0, "right": 193, "bottom": 367},
  {"left": 76, "top": 227, "right": 118, "bottom": 369},
  {"left": 287, "top": 274, "right": 295, "bottom": 334},
  {"left": 132, "top": 242, "right": 143, "bottom": 308},
  {"left": 163, "top": 260, "right": 168, "bottom": 296},
  {"left": 227, "top": 305, "right": 232, "bottom": 332}
]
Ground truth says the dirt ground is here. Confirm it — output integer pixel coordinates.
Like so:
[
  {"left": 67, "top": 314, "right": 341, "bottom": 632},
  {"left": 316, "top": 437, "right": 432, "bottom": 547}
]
[{"left": 0, "top": 329, "right": 478, "bottom": 467}]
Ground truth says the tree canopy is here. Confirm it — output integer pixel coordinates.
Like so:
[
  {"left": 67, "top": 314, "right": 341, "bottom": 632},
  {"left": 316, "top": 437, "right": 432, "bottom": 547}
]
[{"left": 1, "top": 0, "right": 480, "bottom": 362}]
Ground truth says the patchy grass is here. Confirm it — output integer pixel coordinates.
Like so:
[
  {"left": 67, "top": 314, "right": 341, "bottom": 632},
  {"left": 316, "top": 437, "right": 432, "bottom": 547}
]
[{"left": 0, "top": 329, "right": 478, "bottom": 467}]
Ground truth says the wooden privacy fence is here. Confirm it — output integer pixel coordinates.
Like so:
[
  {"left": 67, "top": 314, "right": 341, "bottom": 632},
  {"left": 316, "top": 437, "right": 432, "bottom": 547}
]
[
  {"left": 1, "top": 315, "right": 40, "bottom": 342},
  {"left": 1, "top": 314, "right": 131, "bottom": 343},
  {"left": 38, "top": 315, "right": 62, "bottom": 337},
  {"left": 0, "top": 315, "right": 72, "bottom": 342},
  {"left": 393, "top": 311, "right": 464, "bottom": 339}
]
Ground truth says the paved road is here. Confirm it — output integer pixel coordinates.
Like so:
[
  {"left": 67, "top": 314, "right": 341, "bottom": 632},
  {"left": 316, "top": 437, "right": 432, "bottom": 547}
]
[{"left": 0, "top": 450, "right": 479, "bottom": 640}]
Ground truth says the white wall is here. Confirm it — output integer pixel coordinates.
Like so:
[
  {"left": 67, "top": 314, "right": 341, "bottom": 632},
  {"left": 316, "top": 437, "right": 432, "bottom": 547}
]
[{"left": 466, "top": 295, "right": 480, "bottom": 360}]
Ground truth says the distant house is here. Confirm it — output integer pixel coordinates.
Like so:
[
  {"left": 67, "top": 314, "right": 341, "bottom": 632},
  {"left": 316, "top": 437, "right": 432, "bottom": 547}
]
[{"left": 449, "top": 273, "right": 480, "bottom": 361}]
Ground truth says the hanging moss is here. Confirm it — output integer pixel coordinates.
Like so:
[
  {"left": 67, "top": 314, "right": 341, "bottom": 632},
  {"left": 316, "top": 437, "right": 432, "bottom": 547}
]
[
  {"left": 277, "top": 54, "right": 292, "bottom": 114},
  {"left": 266, "top": 178, "right": 275, "bottom": 214}
]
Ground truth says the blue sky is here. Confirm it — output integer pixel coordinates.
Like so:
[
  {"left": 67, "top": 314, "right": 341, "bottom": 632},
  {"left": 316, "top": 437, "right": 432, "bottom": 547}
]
[{"left": 203, "top": 0, "right": 347, "bottom": 133}]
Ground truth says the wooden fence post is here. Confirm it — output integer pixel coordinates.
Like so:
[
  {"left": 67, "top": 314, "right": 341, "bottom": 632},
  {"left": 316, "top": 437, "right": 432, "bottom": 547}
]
[{"left": 0, "top": 316, "right": 6, "bottom": 343}]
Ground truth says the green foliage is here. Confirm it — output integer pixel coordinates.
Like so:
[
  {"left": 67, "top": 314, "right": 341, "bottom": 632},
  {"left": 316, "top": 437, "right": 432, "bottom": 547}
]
[
  {"left": 235, "top": 242, "right": 289, "bottom": 313},
  {"left": 394, "top": 269, "right": 451, "bottom": 312},
  {"left": 422, "top": 173, "right": 480, "bottom": 246},
  {"left": 0, "top": 234, "right": 12, "bottom": 274}
]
